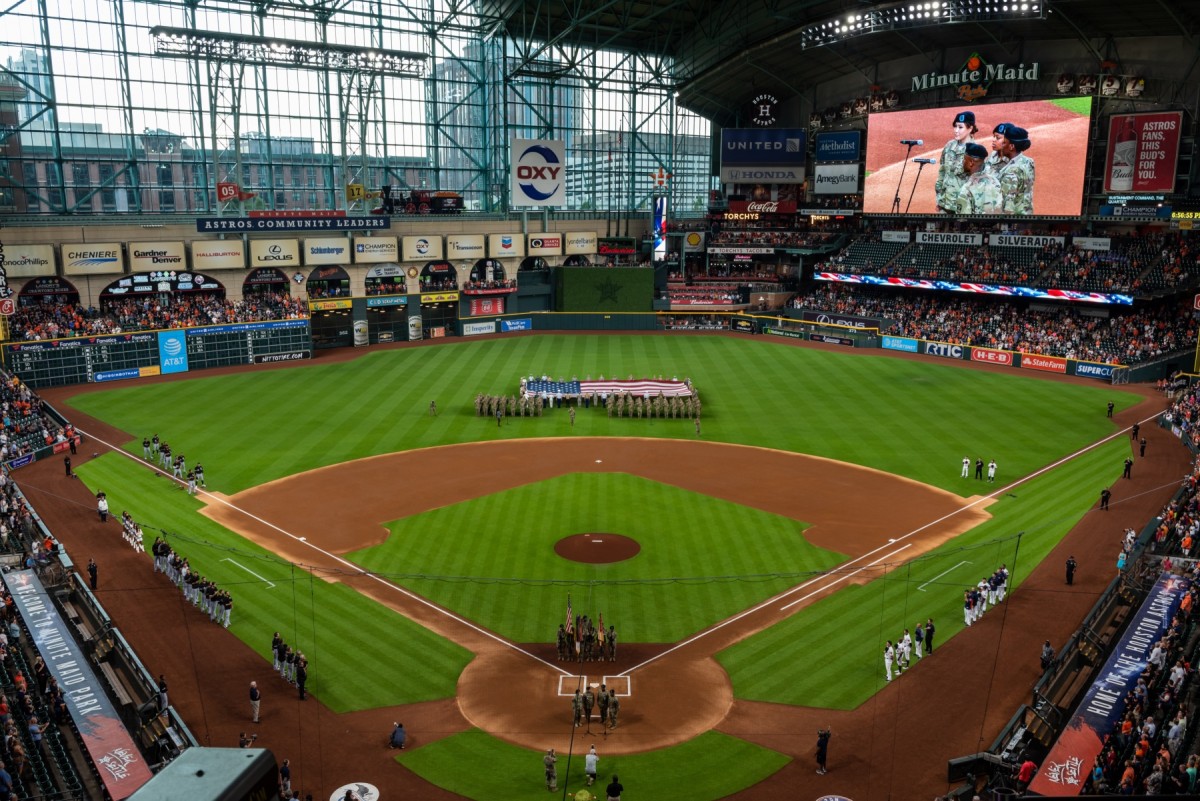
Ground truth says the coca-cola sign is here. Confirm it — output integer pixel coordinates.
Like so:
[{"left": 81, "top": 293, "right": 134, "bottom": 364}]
[{"left": 727, "top": 200, "right": 797, "bottom": 214}]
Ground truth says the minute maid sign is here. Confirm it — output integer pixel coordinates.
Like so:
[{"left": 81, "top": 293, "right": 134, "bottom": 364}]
[{"left": 911, "top": 52, "right": 1041, "bottom": 101}]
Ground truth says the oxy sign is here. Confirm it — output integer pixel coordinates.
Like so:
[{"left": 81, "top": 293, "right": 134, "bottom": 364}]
[{"left": 511, "top": 139, "right": 566, "bottom": 207}]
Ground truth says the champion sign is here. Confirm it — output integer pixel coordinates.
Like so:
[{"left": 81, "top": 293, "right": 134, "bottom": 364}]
[{"left": 512, "top": 138, "right": 566, "bottom": 207}]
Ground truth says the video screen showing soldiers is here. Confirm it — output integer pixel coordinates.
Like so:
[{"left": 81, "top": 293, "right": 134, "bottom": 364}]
[{"left": 863, "top": 98, "right": 1092, "bottom": 217}]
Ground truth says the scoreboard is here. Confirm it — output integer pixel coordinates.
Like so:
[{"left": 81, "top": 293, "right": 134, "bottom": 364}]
[{"left": 3, "top": 320, "right": 312, "bottom": 388}]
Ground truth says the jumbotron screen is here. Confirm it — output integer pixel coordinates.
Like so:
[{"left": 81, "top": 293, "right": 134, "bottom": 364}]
[{"left": 863, "top": 97, "right": 1092, "bottom": 216}]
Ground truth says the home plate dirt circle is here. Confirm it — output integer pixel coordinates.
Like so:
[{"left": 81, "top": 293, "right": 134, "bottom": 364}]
[{"left": 555, "top": 533, "right": 640, "bottom": 563}]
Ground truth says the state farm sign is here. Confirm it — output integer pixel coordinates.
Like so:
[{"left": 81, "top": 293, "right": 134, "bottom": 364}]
[
  {"left": 727, "top": 200, "right": 797, "bottom": 215},
  {"left": 1021, "top": 353, "right": 1067, "bottom": 373},
  {"left": 970, "top": 347, "right": 1013, "bottom": 366}
]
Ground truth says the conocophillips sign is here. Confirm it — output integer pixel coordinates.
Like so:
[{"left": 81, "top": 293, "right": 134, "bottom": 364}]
[{"left": 0, "top": 245, "right": 55, "bottom": 277}]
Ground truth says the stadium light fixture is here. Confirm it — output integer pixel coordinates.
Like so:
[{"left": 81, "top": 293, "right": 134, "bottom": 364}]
[
  {"left": 149, "top": 26, "right": 427, "bottom": 78},
  {"left": 798, "top": 0, "right": 1043, "bottom": 49}
]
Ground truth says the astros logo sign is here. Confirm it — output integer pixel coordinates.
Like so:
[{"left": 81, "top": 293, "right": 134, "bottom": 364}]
[{"left": 512, "top": 138, "right": 565, "bottom": 205}]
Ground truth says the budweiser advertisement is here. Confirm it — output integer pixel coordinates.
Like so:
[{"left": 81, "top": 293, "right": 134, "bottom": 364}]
[
  {"left": 1103, "top": 111, "right": 1183, "bottom": 194},
  {"left": 726, "top": 200, "right": 797, "bottom": 214},
  {"left": 864, "top": 98, "right": 1092, "bottom": 216},
  {"left": 1020, "top": 353, "right": 1067, "bottom": 373}
]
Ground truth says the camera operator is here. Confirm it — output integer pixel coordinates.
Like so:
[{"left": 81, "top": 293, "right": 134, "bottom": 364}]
[{"left": 239, "top": 732, "right": 257, "bottom": 749}]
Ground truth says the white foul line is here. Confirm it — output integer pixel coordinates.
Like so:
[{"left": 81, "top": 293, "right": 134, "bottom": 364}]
[
  {"left": 220, "top": 557, "right": 276, "bottom": 588},
  {"left": 81, "top": 430, "right": 573, "bottom": 676},
  {"left": 780, "top": 544, "right": 911, "bottom": 610},
  {"left": 81, "top": 410, "right": 1152, "bottom": 681},
  {"left": 916, "top": 560, "right": 971, "bottom": 592}
]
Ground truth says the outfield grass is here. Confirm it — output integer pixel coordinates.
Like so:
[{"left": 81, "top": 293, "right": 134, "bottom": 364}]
[
  {"left": 398, "top": 729, "right": 790, "bottom": 801},
  {"left": 69, "top": 335, "right": 1140, "bottom": 495},
  {"left": 348, "top": 472, "right": 844, "bottom": 642},
  {"left": 65, "top": 334, "right": 1145, "bottom": 799},
  {"left": 74, "top": 456, "right": 473, "bottom": 712},
  {"left": 718, "top": 436, "right": 1130, "bottom": 708}
]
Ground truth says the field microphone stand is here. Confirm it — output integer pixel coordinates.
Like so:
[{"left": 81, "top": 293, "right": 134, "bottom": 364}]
[
  {"left": 906, "top": 158, "right": 937, "bottom": 214},
  {"left": 891, "top": 140, "right": 919, "bottom": 213}
]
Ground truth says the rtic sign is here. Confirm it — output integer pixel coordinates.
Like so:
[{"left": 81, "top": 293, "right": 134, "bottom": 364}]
[{"left": 923, "top": 342, "right": 963, "bottom": 359}]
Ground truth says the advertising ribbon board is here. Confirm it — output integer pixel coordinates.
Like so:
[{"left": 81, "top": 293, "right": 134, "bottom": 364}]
[
  {"left": 4, "top": 570, "right": 154, "bottom": 800},
  {"left": 1028, "top": 574, "right": 1190, "bottom": 796}
]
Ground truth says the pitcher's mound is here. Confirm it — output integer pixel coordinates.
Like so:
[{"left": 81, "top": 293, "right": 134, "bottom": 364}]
[{"left": 555, "top": 533, "right": 640, "bottom": 563}]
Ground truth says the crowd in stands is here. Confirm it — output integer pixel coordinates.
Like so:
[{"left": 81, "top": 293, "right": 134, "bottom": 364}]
[
  {"left": 9, "top": 292, "right": 308, "bottom": 341},
  {"left": 794, "top": 283, "right": 1195, "bottom": 364},
  {"left": 661, "top": 288, "right": 743, "bottom": 305},
  {"left": 1079, "top": 561, "right": 1199, "bottom": 794},
  {"left": 365, "top": 280, "right": 406, "bottom": 296},
  {"left": 0, "top": 576, "right": 83, "bottom": 799},
  {"left": 708, "top": 229, "right": 839, "bottom": 248},
  {"left": 419, "top": 276, "right": 459, "bottom": 291},
  {"left": 0, "top": 375, "right": 68, "bottom": 462},
  {"left": 814, "top": 231, "right": 1197, "bottom": 295},
  {"left": 463, "top": 279, "right": 516, "bottom": 291},
  {"left": 658, "top": 314, "right": 730, "bottom": 330},
  {"left": 0, "top": 472, "right": 32, "bottom": 556},
  {"left": 1162, "top": 381, "right": 1200, "bottom": 453}
]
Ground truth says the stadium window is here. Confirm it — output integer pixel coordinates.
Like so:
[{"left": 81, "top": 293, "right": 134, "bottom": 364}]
[{"left": 98, "top": 164, "right": 116, "bottom": 212}]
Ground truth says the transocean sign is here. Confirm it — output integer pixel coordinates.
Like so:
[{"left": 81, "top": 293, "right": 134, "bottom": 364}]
[{"left": 910, "top": 52, "right": 1041, "bottom": 101}]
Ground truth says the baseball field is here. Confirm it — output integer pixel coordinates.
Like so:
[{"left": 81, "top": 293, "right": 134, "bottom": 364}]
[{"left": 36, "top": 332, "right": 1155, "bottom": 801}]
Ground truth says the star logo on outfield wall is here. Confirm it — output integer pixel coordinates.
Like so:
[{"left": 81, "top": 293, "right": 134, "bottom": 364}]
[{"left": 596, "top": 277, "right": 622, "bottom": 305}]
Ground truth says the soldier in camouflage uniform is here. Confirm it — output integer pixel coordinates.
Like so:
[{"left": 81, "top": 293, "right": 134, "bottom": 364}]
[
  {"left": 936, "top": 111, "right": 977, "bottom": 212},
  {"left": 956, "top": 142, "right": 1003, "bottom": 215},
  {"left": 985, "top": 122, "right": 1035, "bottom": 215}
]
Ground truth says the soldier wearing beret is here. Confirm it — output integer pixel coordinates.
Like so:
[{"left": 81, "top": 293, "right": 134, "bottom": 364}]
[
  {"left": 936, "top": 111, "right": 978, "bottom": 212},
  {"left": 986, "top": 122, "right": 1035, "bottom": 215},
  {"left": 956, "top": 142, "right": 1002, "bottom": 214}
]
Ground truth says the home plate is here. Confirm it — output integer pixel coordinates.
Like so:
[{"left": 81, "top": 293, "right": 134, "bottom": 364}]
[{"left": 595, "top": 459, "right": 602, "bottom": 463}]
